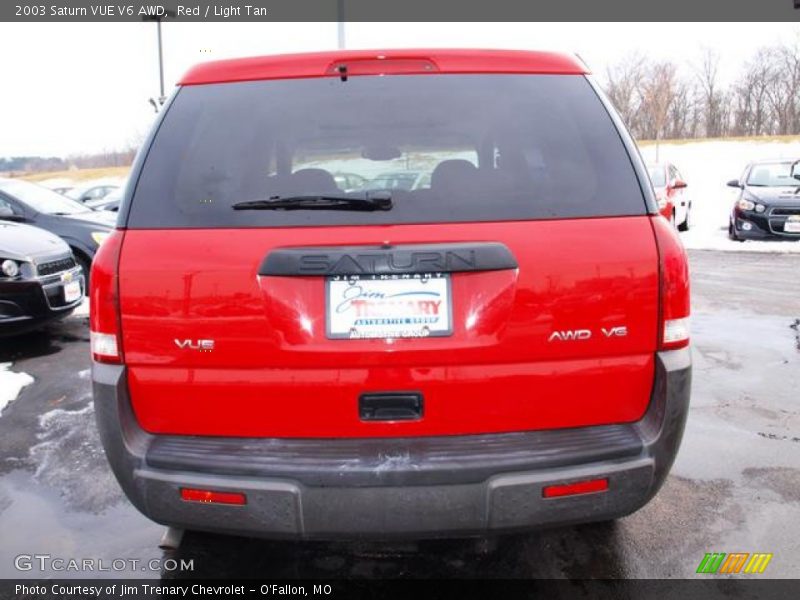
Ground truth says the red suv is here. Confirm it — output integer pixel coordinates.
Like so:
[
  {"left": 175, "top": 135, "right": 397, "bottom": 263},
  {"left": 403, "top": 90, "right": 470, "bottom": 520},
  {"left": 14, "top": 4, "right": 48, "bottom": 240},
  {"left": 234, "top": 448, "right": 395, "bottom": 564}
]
[{"left": 91, "top": 49, "right": 691, "bottom": 539}]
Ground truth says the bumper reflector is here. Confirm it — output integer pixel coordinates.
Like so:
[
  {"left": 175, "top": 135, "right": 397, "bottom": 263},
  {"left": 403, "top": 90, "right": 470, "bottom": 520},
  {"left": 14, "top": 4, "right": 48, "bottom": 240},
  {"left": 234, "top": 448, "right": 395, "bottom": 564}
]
[
  {"left": 542, "top": 478, "right": 608, "bottom": 498},
  {"left": 180, "top": 488, "right": 247, "bottom": 505}
]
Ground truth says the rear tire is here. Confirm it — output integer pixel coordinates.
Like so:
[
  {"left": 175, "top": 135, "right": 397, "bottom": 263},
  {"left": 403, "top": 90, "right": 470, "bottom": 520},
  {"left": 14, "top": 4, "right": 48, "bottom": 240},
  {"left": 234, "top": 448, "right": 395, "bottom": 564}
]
[{"left": 73, "top": 252, "right": 91, "bottom": 294}]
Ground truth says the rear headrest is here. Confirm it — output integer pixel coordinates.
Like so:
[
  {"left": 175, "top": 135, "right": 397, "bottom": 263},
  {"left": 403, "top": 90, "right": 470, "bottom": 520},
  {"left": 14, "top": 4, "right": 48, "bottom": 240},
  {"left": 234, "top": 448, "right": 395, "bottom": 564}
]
[
  {"left": 291, "top": 168, "right": 339, "bottom": 193},
  {"left": 431, "top": 160, "right": 478, "bottom": 191}
]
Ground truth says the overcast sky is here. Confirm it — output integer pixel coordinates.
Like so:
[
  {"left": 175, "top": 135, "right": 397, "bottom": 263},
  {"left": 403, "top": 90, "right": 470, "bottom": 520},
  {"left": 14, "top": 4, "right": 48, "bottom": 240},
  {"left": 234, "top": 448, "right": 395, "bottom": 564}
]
[{"left": 0, "top": 22, "right": 797, "bottom": 158}]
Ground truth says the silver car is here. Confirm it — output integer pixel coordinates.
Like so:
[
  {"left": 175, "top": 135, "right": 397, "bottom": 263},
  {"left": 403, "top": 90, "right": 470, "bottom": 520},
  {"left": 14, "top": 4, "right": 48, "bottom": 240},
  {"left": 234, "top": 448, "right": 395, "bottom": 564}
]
[{"left": 0, "top": 221, "right": 84, "bottom": 336}]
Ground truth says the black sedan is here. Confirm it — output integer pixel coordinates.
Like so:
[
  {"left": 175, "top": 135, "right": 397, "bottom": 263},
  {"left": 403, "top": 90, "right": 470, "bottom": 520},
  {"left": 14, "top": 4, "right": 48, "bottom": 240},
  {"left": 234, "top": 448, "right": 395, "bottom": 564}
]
[
  {"left": 0, "top": 178, "right": 115, "bottom": 282},
  {"left": 727, "top": 159, "right": 800, "bottom": 241},
  {"left": 0, "top": 221, "right": 84, "bottom": 336}
]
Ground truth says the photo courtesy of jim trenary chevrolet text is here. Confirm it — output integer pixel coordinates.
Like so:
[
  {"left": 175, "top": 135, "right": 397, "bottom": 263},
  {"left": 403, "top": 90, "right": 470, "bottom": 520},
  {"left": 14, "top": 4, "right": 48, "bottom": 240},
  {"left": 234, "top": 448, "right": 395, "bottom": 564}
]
[{"left": 0, "top": 0, "right": 798, "bottom": 598}]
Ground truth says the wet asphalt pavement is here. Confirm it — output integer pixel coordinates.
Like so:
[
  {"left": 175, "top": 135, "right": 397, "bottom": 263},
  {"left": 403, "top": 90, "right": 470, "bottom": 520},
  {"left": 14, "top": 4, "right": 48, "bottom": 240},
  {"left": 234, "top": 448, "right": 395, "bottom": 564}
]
[{"left": 0, "top": 249, "right": 798, "bottom": 579}]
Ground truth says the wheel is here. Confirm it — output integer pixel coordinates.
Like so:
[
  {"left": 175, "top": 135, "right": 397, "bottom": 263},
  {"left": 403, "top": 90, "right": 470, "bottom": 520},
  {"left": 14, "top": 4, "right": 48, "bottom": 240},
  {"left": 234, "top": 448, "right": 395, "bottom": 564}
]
[
  {"left": 728, "top": 220, "right": 745, "bottom": 243},
  {"left": 73, "top": 252, "right": 92, "bottom": 294},
  {"left": 678, "top": 206, "right": 691, "bottom": 232}
]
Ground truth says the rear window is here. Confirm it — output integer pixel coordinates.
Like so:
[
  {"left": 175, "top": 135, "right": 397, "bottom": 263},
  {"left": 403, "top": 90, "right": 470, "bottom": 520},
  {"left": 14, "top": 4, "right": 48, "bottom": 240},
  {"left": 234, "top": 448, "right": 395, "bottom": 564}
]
[{"left": 127, "top": 74, "right": 645, "bottom": 228}]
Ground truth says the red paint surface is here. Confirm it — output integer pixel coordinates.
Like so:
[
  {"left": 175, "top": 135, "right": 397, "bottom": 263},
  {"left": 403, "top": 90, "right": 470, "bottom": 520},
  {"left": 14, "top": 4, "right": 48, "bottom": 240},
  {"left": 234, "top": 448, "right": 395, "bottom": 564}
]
[
  {"left": 179, "top": 49, "right": 588, "bottom": 86},
  {"left": 117, "top": 217, "right": 662, "bottom": 438}
]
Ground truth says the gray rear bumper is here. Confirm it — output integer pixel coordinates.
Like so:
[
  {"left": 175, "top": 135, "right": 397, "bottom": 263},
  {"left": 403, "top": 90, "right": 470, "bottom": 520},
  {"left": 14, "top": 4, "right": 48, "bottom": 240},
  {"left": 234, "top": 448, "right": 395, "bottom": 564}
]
[{"left": 93, "top": 348, "right": 691, "bottom": 539}]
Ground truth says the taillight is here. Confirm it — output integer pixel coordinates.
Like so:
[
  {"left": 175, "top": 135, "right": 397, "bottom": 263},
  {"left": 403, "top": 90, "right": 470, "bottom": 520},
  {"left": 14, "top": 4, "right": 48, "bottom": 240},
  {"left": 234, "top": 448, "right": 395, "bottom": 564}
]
[
  {"left": 90, "top": 229, "right": 125, "bottom": 363},
  {"left": 651, "top": 216, "right": 690, "bottom": 350}
]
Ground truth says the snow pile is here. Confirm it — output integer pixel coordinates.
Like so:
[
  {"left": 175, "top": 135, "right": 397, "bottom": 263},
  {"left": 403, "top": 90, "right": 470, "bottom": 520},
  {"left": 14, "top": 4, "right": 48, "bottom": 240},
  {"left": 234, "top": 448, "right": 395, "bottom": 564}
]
[
  {"left": 0, "top": 362, "right": 34, "bottom": 415},
  {"left": 29, "top": 402, "right": 123, "bottom": 512},
  {"left": 639, "top": 139, "right": 800, "bottom": 253}
]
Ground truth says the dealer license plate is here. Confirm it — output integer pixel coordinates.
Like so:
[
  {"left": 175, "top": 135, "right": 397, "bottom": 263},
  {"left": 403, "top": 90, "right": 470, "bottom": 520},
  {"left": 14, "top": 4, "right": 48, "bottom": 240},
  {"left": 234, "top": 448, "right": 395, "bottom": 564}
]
[
  {"left": 785, "top": 216, "right": 800, "bottom": 233},
  {"left": 327, "top": 273, "right": 452, "bottom": 339},
  {"left": 63, "top": 280, "right": 81, "bottom": 303}
]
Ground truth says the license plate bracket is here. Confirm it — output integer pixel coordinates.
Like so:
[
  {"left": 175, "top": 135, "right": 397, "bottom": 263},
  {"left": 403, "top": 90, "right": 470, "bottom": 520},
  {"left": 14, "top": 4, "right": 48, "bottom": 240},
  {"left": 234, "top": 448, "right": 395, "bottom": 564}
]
[
  {"left": 326, "top": 273, "right": 452, "bottom": 339},
  {"left": 785, "top": 216, "right": 800, "bottom": 233},
  {"left": 63, "top": 280, "right": 81, "bottom": 303}
]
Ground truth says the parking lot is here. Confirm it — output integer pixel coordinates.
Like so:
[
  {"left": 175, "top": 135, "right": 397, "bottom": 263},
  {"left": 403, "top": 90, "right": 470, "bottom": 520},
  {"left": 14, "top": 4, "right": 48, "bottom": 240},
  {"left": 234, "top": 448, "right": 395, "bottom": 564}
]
[{"left": 0, "top": 248, "right": 798, "bottom": 579}]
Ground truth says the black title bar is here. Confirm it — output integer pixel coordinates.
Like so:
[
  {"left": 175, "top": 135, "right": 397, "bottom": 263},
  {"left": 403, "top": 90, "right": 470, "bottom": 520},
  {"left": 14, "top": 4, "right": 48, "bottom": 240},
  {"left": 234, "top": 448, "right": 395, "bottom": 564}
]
[
  {"left": 4, "top": 0, "right": 800, "bottom": 22},
  {"left": 3, "top": 579, "right": 800, "bottom": 599}
]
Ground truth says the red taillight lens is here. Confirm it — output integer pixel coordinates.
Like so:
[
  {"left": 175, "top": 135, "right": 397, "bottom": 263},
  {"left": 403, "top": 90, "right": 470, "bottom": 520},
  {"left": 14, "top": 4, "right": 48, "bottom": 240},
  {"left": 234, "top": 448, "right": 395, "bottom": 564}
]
[
  {"left": 89, "top": 229, "right": 125, "bottom": 363},
  {"left": 651, "top": 216, "right": 690, "bottom": 350},
  {"left": 542, "top": 478, "right": 609, "bottom": 498},
  {"left": 180, "top": 488, "right": 247, "bottom": 505}
]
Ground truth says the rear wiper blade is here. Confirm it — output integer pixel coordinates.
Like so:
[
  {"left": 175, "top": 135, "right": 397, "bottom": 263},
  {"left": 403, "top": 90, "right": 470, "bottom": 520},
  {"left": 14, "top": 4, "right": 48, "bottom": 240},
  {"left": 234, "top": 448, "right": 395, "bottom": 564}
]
[{"left": 232, "top": 193, "right": 392, "bottom": 211}]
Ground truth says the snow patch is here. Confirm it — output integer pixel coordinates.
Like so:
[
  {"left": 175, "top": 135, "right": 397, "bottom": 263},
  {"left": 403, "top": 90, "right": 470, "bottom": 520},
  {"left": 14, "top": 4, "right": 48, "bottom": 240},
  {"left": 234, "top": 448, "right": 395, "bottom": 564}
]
[
  {"left": 36, "top": 403, "right": 94, "bottom": 432},
  {"left": 0, "top": 363, "right": 34, "bottom": 416},
  {"left": 28, "top": 402, "right": 122, "bottom": 512}
]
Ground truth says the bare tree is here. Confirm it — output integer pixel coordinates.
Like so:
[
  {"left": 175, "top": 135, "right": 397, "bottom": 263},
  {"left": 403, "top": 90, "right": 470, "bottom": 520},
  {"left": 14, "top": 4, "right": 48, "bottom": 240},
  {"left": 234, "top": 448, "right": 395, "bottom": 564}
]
[
  {"left": 732, "top": 47, "right": 776, "bottom": 136},
  {"left": 666, "top": 78, "right": 699, "bottom": 139},
  {"left": 604, "top": 53, "right": 646, "bottom": 132},
  {"left": 695, "top": 48, "right": 730, "bottom": 137},
  {"left": 766, "top": 38, "right": 800, "bottom": 135},
  {"left": 600, "top": 39, "right": 800, "bottom": 140},
  {"left": 639, "top": 61, "right": 680, "bottom": 157}
]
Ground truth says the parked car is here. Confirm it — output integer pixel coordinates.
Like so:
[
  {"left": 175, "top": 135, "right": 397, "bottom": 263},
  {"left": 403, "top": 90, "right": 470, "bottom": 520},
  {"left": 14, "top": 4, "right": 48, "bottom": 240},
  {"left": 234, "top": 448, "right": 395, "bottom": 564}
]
[
  {"left": 332, "top": 172, "right": 367, "bottom": 192},
  {"left": 647, "top": 163, "right": 691, "bottom": 230},
  {"left": 0, "top": 221, "right": 84, "bottom": 336},
  {"left": 363, "top": 171, "right": 431, "bottom": 192},
  {"left": 66, "top": 181, "right": 121, "bottom": 204},
  {"left": 86, "top": 188, "right": 122, "bottom": 212},
  {"left": 92, "top": 49, "right": 691, "bottom": 540},
  {"left": 727, "top": 159, "right": 800, "bottom": 241},
  {"left": 0, "top": 178, "right": 115, "bottom": 284},
  {"left": 39, "top": 178, "right": 74, "bottom": 196}
]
